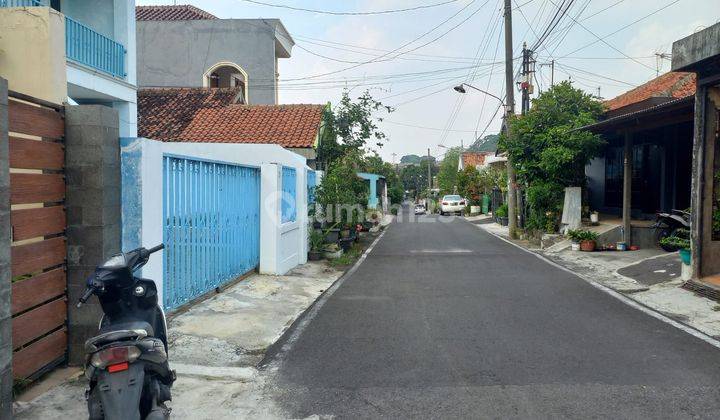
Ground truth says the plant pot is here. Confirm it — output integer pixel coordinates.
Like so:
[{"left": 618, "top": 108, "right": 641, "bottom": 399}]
[
  {"left": 679, "top": 248, "right": 691, "bottom": 265},
  {"left": 570, "top": 242, "right": 580, "bottom": 251},
  {"left": 340, "top": 229, "right": 351, "bottom": 239},
  {"left": 324, "top": 248, "right": 343, "bottom": 259},
  {"left": 308, "top": 250, "right": 323, "bottom": 261},
  {"left": 579, "top": 240, "right": 596, "bottom": 252},
  {"left": 616, "top": 241, "right": 627, "bottom": 251},
  {"left": 338, "top": 237, "right": 354, "bottom": 251},
  {"left": 325, "top": 229, "right": 340, "bottom": 243},
  {"left": 499, "top": 217, "right": 509, "bottom": 227},
  {"left": 312, "top": 221, "right": 322, "bottom": 229}
]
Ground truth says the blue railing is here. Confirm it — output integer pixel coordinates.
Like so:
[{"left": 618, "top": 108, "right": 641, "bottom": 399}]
[
  {"left": 163, "top": 156, "right": 261, "bottom": 310},
  {"left": 282, "top": 167, "right": 297, "bottom": 223},
  {"left": 0, "top": 0, "right": 44, "bottom": 6},
  {"left": 65, "top": 16, "right": 126, "bottom": 79}
]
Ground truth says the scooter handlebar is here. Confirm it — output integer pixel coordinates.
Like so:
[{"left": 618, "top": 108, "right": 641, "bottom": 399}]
[
  {"left": 77, "top": 287, "right": 95, "bottom": 308},
  {"left": 147, "top": 244, "right": 165, "bottom": 254}
]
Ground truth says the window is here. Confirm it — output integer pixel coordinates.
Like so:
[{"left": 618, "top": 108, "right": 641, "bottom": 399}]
[
  {"left": 282, "top": 167, "right": 297, "bottom": 223},
  {"left": 203, "top": 62, "right": 248, "bottom": 104}
]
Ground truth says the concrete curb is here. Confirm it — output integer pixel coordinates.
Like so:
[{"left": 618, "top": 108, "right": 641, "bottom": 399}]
[{"left": 468, "top": 219, "right": 720, "bottom": 350}]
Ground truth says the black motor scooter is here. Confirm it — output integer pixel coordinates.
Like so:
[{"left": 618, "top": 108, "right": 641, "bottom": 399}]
[
  {"left": 77, "top": 244, "right": 175, "bottom": 420},
  {"left": 653, "top": 209, "right": 691, "bottom": 251}
]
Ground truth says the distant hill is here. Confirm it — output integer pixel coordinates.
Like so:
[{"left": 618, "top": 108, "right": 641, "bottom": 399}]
[
  {"left": 467, "top": 134, "right": 499, "bottom": 152},
  {"left": 400, "top": 154, "right": 436, "bottom": 165}
]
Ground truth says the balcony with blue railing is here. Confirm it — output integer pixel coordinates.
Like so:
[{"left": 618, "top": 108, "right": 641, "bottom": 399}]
[
  {"left": 65, "top": 16, "right": 126, "bottom": 79},
  {"left": 0, "top": 0, "right": 44, "bottom": 6},
  {"left": 0, "top": 1, "right": 127, "bottom": 80}
]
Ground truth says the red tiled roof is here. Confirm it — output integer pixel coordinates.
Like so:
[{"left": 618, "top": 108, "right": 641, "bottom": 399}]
[
  {"left": 604, "top": 72, "right": 696, "bottom": 111},
  {"left": 138, "top": 88, "right": 242, "bottom": 140},
  {"left": 178, "top": 104, "right": 325, "bottom": 148},
  {"left": 461, "top": 152, "right": 491, "bottom": 168},
  {"left": 136, "top": 5, "right": 217, "bottom": 21}
]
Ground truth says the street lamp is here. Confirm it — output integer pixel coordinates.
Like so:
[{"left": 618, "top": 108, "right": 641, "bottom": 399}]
[{"left": 453, "top": 83, "right": 505, "bottom": 108}]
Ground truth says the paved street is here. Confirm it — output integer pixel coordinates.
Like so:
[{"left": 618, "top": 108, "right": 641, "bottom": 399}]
[{"left": 270, "top": 209, "right": 720, "bottom": 418}]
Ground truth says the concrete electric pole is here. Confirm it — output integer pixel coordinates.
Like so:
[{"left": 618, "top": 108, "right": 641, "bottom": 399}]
[{"left": 504, "top": 0, "right": 518, "bottom": 239}]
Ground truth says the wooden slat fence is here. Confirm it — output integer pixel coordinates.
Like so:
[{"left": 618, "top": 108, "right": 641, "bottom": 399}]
[{"left": 7, "top": 93, "right": 67, "bottom": 380}]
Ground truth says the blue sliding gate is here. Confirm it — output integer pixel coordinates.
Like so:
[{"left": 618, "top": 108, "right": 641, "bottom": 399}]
[{"left": 163, "top": 156, "right": 260, "bottom": 310}]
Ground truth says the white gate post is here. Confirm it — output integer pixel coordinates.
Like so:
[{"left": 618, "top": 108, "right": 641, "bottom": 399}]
[{"left": 260, "top": 163, "right": 281, "bottom": 274}]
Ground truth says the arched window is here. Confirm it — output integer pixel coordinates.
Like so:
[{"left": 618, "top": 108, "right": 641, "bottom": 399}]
[{"left": 203, "top": 62, "right": 249, "bottom": 104}]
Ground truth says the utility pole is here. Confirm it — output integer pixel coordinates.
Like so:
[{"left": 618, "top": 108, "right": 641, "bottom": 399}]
[
  {"left": 504, "top": 0, "right": 518, "bottom": 239},
  {"left": 427, "top": 148, "right": 432, "bottom": 192},
  {"left": 519, "top": 43, "right": 535, "bottom": 115},
  {"left": 518, "top": 42, "right": 534, "bottom": 230},
  {"left": 550, "top": 59, "right": 554, "bottom": 87}
]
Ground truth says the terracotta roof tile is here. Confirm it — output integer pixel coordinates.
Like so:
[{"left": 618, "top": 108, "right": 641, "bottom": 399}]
[
  {"left": 604, "top": 72, "right": 696, "bottom": 111},
  {"left": 138, "top": 88, "right": 242, "bottom": 140},
  {"left": 461, "top": 152, "right": 491, "bottom": 168},
  {"left": 136, "top": 5, "right": 217, "bottom": 21},
  {"left": 178, "top": 104, "right": 325, "bottom": 148}
]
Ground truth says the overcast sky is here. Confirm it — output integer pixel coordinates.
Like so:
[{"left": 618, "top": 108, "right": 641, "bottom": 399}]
[{"left": 137, "top": 0, "right": 720, "bottom": 162}]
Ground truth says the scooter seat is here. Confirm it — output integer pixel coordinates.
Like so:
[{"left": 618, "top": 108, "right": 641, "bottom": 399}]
[{"left": 100, "top": 321, "right": 154, "bottom": 337}]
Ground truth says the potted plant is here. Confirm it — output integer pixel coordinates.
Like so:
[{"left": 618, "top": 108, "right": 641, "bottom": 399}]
[
  {"left": 568, "top": 229, "right": 599, "bottom": 252},
  {"left": 659, "top": 233, "right": 691, "bottom": 265},
  {"left": 308, "top": 229, "right": 325, "bottom": 261},
  {"left": 566, "top": 229, "right": 582, "bottom": 251},
  {"left": 495, "top": 203, "right": 509, "bottom": 226}
]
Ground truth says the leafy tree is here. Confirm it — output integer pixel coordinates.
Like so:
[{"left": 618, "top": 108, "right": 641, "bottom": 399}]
[
  {"left": 499, "top": 81, "right": 605, "bottom": 231},
  {"left": 437, "top": 147, "right": 462, "bottom": 195},
  {"left": 400, "top": 154, "right": 422, "bottom": 164},
  {"left": 317, "top": 89, "right": 393, "bottom": 169}
]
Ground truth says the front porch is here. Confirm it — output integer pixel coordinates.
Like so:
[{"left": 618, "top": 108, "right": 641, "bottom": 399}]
[{"left": 585, "top": 95, "right": 695, "bottom": 247}]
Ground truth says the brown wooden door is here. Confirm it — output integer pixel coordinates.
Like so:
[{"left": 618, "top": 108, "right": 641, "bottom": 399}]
[{"left": 7, "top": 93, "right": 67, "bottom": 380}]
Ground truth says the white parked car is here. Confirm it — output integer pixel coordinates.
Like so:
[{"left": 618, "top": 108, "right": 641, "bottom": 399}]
[
  {"left": 414, "top": 204, "right": 426, "bottom": 215},
  {"left": 439, "top": 194, "right": 465, "bottom": 215}
]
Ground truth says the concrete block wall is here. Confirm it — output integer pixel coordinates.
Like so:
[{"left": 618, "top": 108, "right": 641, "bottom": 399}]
[
  {"left": 0, "top": 77, "right": 13, "bottom": 419},
  {"left": 65, "top": 105, "right": 122, "bottom": 365}
]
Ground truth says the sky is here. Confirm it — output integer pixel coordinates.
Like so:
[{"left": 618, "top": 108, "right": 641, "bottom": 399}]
[{"left": 136, "top": 0, "right": 720, "bottom": 162}]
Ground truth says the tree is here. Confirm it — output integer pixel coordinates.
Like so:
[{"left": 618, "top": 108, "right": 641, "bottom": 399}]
[
  {"left": 317, "top": 89, "right": 393, "bottom": 169},
  {"left": 499, "top": 81, "right": 605, "bottom": 231},
  {"left": 437, "top": 147, "right": 462, "bottom": 195}
]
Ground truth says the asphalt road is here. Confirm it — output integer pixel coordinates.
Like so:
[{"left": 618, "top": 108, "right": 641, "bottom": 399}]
[{"left": 271, "top": 209, "right": 720, "bottom": 419}]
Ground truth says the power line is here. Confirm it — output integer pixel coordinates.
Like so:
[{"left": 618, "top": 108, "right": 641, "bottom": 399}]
[
  {"left": 557, "top": 0, "right": 681, "bottom": 60},
  {"left": 277, "top": 0, "right": 488, "bottom": 81},
  {"left": 238, "top": 0, "right": 462, "bottom": 16},
  {"left": 545, "top": 0, "right": 655, "bottom": 72}
]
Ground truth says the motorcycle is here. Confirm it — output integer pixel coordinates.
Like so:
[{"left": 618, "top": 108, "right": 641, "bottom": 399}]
[
  {"left": 77, "top": 244, "right": 175, "bottom": 420},
  {"left": 653, "top": 209, "right": 690, "bottom": 251}
]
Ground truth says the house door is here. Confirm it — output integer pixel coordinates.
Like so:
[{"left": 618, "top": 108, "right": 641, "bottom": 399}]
[{"left": 162, "top": 156, "right": 260, "bottom": 310}]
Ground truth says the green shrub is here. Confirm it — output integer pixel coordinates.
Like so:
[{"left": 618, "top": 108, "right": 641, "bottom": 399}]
[
  {"left": 495, "top": 203, "right": 508, "bottom": 218},
  {"left": 567, "top": 229, "right": 598, "bottom": 242},
  {"left": 660, "top": 235, "right": 690, "bottom": 251},
  {"left": 309, "top": 229, "right": 325, "bottom": 251}
]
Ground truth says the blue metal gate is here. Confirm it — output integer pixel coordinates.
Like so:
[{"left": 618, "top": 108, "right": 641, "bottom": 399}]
[{"left": 163, "top": 156, "right": 260, "bottom": 310}]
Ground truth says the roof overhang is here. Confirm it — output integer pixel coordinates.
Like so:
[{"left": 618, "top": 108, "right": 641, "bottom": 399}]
[{"left": 579, "top": 96, "right": 694, "bottom": 134}]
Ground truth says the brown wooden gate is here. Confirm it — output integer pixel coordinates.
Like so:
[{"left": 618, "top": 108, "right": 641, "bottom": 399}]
[{"left": 7, "top": 92, "right": 67, "bottom": 380}]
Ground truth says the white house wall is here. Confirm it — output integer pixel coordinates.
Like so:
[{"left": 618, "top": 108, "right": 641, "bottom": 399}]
[{"left": 121, "top": 138, "right": 309, "bottom": 309}]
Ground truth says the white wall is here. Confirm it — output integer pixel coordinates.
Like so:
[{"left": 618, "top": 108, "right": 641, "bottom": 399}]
[{"left": 121, "top": 138, "right": 310, "bottom": 308}]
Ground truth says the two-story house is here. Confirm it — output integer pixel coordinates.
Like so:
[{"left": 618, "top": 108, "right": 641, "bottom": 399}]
[
  {"left": 136, "top": 4, "right": 294, "bottom": 105},
  {"left": 0, "top": 0, "right": 138, "bottom": 137}
]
